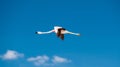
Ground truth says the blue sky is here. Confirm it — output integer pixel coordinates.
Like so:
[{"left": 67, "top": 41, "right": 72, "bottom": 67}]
[{"left": 0, "top": 0, "right": 120, "bottom": 67}]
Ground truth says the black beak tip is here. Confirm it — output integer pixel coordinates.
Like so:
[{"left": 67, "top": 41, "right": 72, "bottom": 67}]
[{"left": 35, "top": 32, "right": 38, "bottom": 34}]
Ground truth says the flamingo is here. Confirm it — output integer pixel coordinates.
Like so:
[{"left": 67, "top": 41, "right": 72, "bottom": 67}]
[{"left": 36, "top": 26, "right": 80, "bottom": 40}]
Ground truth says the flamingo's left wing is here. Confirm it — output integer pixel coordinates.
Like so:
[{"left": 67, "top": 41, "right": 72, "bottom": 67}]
[{"left": 60, "top": 34, "right": 64, "bottom": 40}]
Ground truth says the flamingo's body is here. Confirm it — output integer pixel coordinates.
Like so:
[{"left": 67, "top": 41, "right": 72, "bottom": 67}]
[{"left": 36, "top": 26, "right": 80, "bottom": 40}]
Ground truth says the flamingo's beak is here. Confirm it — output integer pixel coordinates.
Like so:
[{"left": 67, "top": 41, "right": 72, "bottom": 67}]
[{"left": 35, "top": 32, "right": 38, "bottom": 34}]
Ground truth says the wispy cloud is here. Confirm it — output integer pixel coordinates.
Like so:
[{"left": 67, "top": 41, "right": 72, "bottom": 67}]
[
  {"left": 52, "top": 56, "right": 71, "bottom": 63},
  {"left": 27, "top": 55, "right": 49, "bottom": 66},
  {"left": 0, "top": 50, "right": 24, "bottom": 60},
  {"left": 27, "top": 55, "right": 71, "bottom": 66}
]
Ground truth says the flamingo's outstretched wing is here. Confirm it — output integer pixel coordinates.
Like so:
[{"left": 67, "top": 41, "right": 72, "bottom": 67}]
[
  {"left": 56, "top": 29, "right": 61, "bottom": 37},
  {"left": 56, "top": 28, "right": 66, "bottom": 37},
  {"left": 60, "top": 34, "right": 64, "bottom": 40}
]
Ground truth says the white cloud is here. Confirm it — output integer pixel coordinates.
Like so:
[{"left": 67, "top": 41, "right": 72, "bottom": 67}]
[
  {"left": 0, "top": 50, "right": 24, "bottom": 60},
  {"left": 27, "top": 55, "right": 49, "bottom": 66},
  {"left": 52, "top": 56, "right": 71, "bottom": 63},
  {"left": 27, "top": 55, "right": 71, "bottom": 66}
]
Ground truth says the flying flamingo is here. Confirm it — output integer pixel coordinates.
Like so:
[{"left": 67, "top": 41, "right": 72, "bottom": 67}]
[{"left": 36, "top": 26, "right": 80, "bottom": 40}]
